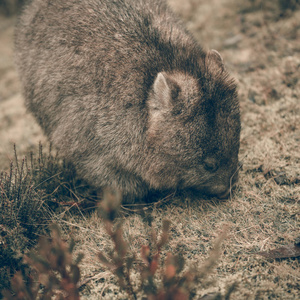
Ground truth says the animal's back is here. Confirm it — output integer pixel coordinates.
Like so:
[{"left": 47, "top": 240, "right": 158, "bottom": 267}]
[{"left": 15, "top": 0, "right": 203, "bottom": 146}]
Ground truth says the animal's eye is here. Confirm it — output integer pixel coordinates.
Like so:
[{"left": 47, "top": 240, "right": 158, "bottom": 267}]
[{"left": 204, "top": 157, "right": 219, "bottom": 172}]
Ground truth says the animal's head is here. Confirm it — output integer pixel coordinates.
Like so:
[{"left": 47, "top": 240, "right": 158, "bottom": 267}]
[{"left": 145, "top": 50, "right": 241, "bottom": 198}]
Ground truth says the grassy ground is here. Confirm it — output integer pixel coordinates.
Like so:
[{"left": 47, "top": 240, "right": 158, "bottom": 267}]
[{"left": 0, "top": 0, "right": 299, "bottom": 299}]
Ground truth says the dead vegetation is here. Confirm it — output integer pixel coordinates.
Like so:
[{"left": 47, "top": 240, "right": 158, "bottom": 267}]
[{"left": 0, "top": 0, "right": 299, "bottom": 299}]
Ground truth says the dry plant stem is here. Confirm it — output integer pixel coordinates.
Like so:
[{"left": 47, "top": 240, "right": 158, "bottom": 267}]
[
  {"left": 121, "top": 192, "right": 176, "bottom": 213},
  {"left": 98, "top": 213, "right": 137, "bottom": 300}
]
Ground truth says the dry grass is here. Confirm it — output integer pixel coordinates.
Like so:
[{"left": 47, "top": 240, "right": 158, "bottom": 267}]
[
  {"left": 0, "top": 0, "right": 299, "bottom": 299},
  {"left": 58, "top": 187, "right": 298, "bottom": 298}
]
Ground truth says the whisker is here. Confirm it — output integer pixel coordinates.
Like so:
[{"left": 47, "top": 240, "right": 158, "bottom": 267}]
[{"left": 229, "top": 152, "right": 248, "bottom": 199}]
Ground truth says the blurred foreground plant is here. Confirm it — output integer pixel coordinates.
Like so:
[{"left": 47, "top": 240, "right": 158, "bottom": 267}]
[
  {"left": 2, "top": 188, "right": 236, "bottom": 299},
  {"left": 2, "top": 224, "right": 83, "bottom": 300},
  {"left": 98, "top": 189, "right": 234, "bottom": 300}
]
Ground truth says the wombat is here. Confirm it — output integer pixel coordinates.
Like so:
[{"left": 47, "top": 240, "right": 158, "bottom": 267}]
[{"left": 15, "top": 0, "right": 241, "bottom": 202}]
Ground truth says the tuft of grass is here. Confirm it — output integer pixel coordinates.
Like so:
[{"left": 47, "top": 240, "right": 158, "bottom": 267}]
[
  {"left": 0, "top": 143, "right": 95, "bottom": 295},
  {"left": 27, "top": 143, "right": 97, "bottom": 210},
  {"left": 0, "top": 147, "right": 48, "bottom": 294}
]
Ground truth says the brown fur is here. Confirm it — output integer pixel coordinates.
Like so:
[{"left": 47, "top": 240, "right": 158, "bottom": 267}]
[{"left": 15, "top": 0, "right": 241, "bottom": 202}]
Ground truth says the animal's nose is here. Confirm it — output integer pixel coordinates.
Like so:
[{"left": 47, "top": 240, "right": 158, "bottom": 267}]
[
  {"left": 208, "top": 179, "right": 238, "bottom": 199},
  {"left": 215, "top": 188, "right": 230, "bottom": 199},
  {"left": 206, "top": 184, "right": 228, "bottom": 198}
]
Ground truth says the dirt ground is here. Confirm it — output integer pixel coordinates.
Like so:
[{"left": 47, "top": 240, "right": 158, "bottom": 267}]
[
  {"left": 0, "top": 0, "right": 299, "bottom": 299},
  {"left": 0, "top": 15, "right": 46, "bottom": 168}
]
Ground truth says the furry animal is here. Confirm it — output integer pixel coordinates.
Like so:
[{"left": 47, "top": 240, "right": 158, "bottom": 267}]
[{"left": 15, "top": 0, "right": 241, "bottom": 202}]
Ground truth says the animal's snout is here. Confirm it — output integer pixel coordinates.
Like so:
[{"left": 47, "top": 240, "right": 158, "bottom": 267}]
[
  {"left": 208, "top": 181, "right": 237, "bottom": 199},
  {"left": 208, "top": 184, "right": 230, "bottom": 198},
  {"left": 206, "top": 168, "right": 239, "bottom": 199}
]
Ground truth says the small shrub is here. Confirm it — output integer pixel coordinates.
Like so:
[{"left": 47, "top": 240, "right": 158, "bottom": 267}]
[
  {"left": 2, "top": 224, "right": 83, "bottom": 300},
  {"left": 97, "top": 189, "right": 234, "bottom": 299}
]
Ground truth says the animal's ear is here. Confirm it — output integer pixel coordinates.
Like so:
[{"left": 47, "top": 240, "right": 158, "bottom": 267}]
[
  {"left": 206, "top": 49, "right": 225, "bottom": 71},
  {"left": 149, "top": 72, "right": 180, "bottom": 111},
  {"left": 148, "top": 72, "right": 179, "bottom": 134},
  {"left": 152, "top": 72, "right": 171, "bottom": 109}
]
